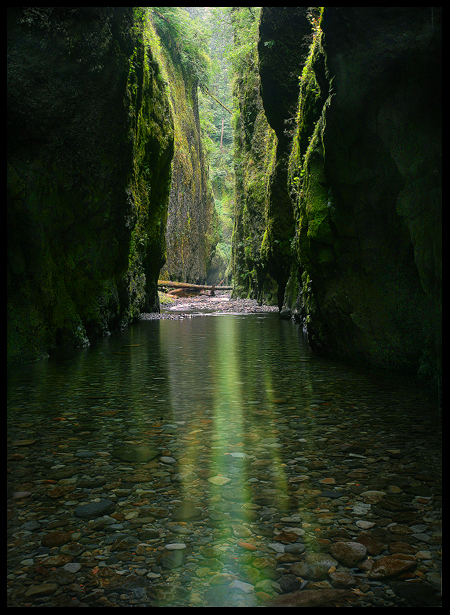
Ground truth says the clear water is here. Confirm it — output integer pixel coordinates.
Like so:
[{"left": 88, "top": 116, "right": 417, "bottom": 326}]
[
  {"left": 7, "top": 313, "right": 440, "bottom": 451},
  {"left": 7, "top": 313, "right": 442, "bottom": 606}
]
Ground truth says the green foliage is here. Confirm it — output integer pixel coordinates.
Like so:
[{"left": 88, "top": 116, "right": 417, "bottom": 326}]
[
  {"left": 150, "top": 7, "right": 211, "bottom": 86},
  {"left": 224, "top": 7, "right": 261, "bottom": 74}
]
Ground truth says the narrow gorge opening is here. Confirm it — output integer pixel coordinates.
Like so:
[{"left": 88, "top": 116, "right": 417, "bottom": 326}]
[{"left": 7, "top": 8, "right": 441, "bottom": 607}]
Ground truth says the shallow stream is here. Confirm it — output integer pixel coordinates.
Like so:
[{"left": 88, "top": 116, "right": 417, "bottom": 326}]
[{"left": 7, "top": 312, "right": 442, "bottom": 607}]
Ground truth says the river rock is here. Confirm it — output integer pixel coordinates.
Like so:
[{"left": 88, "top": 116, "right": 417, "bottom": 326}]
[
  {"left": 208, "top": 475, "right": 231, "bottom": 485},
  {"left": 275, "top": 531, "right": 298, "bottom": 543},
  {"left": 47, "top": 485, "right": 75, "bottom": 499},
  {"left": 330, "top": 541, "right": 367, "bottom": 567},
  {"left": 284, "top": 543, "right": 305, "bottom": 554},
  {"left": 24, "top": 583, "right": 59, "bottom": 598},
  {"left": 74, "top": 499, "right": 115, "bottom": 519},
  {"left": 360, "top": 490, "right": 386, "bottom": 504},
  {"left": 291, "top": 553, "right": 338, "bottom": 581},
  {"left": 112, "top": 445, "right": 159, "bottom": 462},
  {"left": 368, "top": 554, "right": 417, "bottom": 580},
  {"left": 171, "top": 500, "right": 202, "bottom": 521},
  {"left": 42, "top": 531, "right": 71, "bottom": 547},
  {"left": 229, "top": 579, "right": 255, "bottom": 593},
  {"left": 160, "top": 549, "right": 185, "bottom": 569},
  {"left": 356, "top": 532, "right": 386, "bottom": 555},
  {"left": 329, "top": 571, "right": 356, "bottom": 588},
  {"left": 40, "top": 554, "right": 73, "bottom": 567},
  {"left": 262, "top": 589, "right": 357, "bottom": 607}
]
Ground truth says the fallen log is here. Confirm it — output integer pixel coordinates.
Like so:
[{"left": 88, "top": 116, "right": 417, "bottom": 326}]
[{"left": 158, "top": 280, "right": 233, "bottom": 291}]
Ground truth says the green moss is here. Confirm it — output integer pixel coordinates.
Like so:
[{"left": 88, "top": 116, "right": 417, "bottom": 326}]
[{"left": 7, "top": 8, "right": 174, "bottom": 361}]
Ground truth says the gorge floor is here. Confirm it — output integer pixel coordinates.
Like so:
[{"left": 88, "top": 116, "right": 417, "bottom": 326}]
[{"left": 7, "top": 307, "right": 441, "bottom": 607}]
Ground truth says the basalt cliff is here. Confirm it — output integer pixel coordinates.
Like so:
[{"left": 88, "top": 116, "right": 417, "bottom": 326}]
[
  {"left": 7, "top": 7, "right": 217, "bottom": 362},
  {"left": 232, "top": 7, "right": 441, "bottom": 387}
]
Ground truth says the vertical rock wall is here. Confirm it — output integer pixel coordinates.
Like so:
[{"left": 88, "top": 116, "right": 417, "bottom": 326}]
[
  {"left": 160, "top": 55, "right": 219, "bottom": 284},
  {"left": 7, "top": 7, "right": 174, "bottom": 362},
  {"left": 235, "top": 7, "right": 441, "bottom": 385}
]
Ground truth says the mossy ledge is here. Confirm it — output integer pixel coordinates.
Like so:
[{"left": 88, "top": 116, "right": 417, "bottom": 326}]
[{"left": 7, "top": 7, "right": 174, "bottom": 362}]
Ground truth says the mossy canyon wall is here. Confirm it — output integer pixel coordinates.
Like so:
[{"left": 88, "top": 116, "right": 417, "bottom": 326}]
[
  {"left": 233, "top": 7, "right": 441, "bottom": 386},
  {"left": 7, "top": 7, "right": 216, "bottom": 362}
]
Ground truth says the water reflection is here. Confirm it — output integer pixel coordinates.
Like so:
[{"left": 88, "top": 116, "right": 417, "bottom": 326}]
[{"left": 7, "top": 313, "right": 441, "bottom": 607}]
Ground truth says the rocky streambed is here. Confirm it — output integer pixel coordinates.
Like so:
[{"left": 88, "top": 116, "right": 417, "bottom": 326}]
[
  {"left": 142, "top": 291, "right": 279, "bottom": 320},
  {"left": 7, "top": 400, "right": 442, "bottom": 607}
]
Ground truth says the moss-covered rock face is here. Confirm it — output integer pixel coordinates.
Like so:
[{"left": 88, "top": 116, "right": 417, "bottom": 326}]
[
  {"left": 159, "top": 55, "right": 219, "bottom": 284},
  {"left": 231, "top": 40, "right": 278, "bottom": 305},
  {"left": 288, "top": 7, "right": 441, "bottom": 384},
  {"left": 7, "top": 7, "right": 174, "bottom": 362},
  {"left": 233, "top": 7, "right": 441, "bottom": 386}
]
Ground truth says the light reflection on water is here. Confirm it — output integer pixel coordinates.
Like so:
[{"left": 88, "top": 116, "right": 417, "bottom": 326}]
[{"left": 7, "top": 312, "right": 441, "bottom": 600}]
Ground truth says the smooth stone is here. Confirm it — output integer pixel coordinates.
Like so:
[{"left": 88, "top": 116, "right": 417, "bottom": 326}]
[
  {"left": 172, "top": 501, "right": 202, "bottom": 521},
  {"left": 368, "top": 554, "right": 417, "bottom": 580},
  {"left": 21, "top": 520, "right": 41, "bottom": 531},
  {"left": 165, "top": 543, "right": 186, "bottom": 550},
  {"left": 40, "top": 554, "right": 73, "bottom": 567},
  {"left": 160, "top": 456, "right": 176, "bottom": 464},
  {"left": 204, "top": 584, "right": 257, "bottom": 607},
  {"left": 161, "top": 549, "right": 184, "bottom": 569},
  {"left": 274, "top": 531, "right": 298, "bottom": 543},
  {"left": 276, "top": 552, "right": 304, "bottom": 564},
  {"left": 47, "top": 485, "right": 75, "bottom": 499},
  {"left": 268, "top": 543, "right": 285, "bottom": 553},
  {"left": 329, "top": 571, "right": 356, "bottom": 588},
  {"left": 208, "top": 475, "right": 231, "bottom": 485},
  {"left": 232, "top": 525, "right": 252, "bottom": 538},
  {"left": 356, "top": 533, "right": 386, "bottom": 555},
  {"left": 360, "top": 490, "right": 386, "bottom": 504},
  {"left": 255, "top": 579, "right": 275, "bottom": 592},
  {"left": 228, "top": 579, "right": 255, "bottom": 593},
  {"left": 284, "top": 543, "right": 306, "bottom": 554},
  {"left": 280, "top": 514, "right": 302, "bottom": 522},
  {"left": 262, "top": 588, "right": 356, "bottom": 607},
  {"left": 111, "top": 445, "right": 159, "bottom": 463},
  {"left": 42, "top": 531, "right": 71, "bottom": 547},
  {"left": 24, "top": 583, "right": 59, "bottom": 598},
  {"left": 170, "top": 524, "right": 192, "bottom": 534},
  {"left": 356, "top": 520, "right": 375, "bottom": 529},
  {"left": 279, "top": 574, "right": 301, "bottom": 593},
  {"left": 74, "top": 499, "right": 115, "bottom": 519},
  {"left": 12, "top": 491, "right": 32, "bottom": 499},
  {"left": 415, "top": 550, "right": 432, "bottom": 559},
  {"left": 352, "top": 502, "right": 371, "bottom": 515},
  {"left": 389, "top": 541, "right": 416, "bottom": 555},
  {"left": 63, "top": 562, "right": 82, "bottom": 573},
  {"left": 12, "top": 440, "right": 37, "bottom": 446},
  {"left": 330, "top": 542, "right": 367, "bottom": 567},
  {"left": 209, "top": 573, "right": 236, "bottom": 585},
  {"left": 410, "top": 524, "right": 428, "bottom": 533},
  {"left": 292, "top": 553, "right": 338, "bottom": 581},
  {"left": 202, "top": 547, "right": 221, "bottom": 558},
  {"left": 319, "top": 490, "right": 347, "bottom": 499}
]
